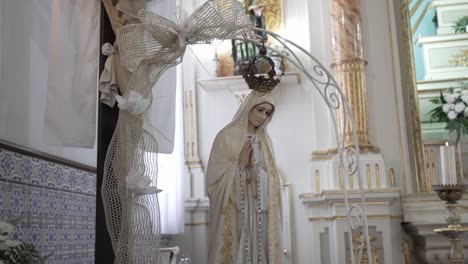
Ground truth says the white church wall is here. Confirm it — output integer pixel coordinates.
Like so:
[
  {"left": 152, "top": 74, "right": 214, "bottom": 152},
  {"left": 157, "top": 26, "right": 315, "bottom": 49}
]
[
  {"left": 178, "top": 1, "right": 211, "bottom": 263},
  {"left": 306, "top": 0, "right": 335, "bottom": 152},
  {"left": 0, "top": 0, "right": 97, "bottom": 167},
  {"left": 360, "top": 0, "right": 412, "bottom": 193},
  {"left": 292, "top": 1, "right": 335, "bottom": 262},
  {"left": 268, "top": 78, "right": 315, "bottom": 263},
  {"left": 387, "top": 0, "right": 415, "bottom": 193}
]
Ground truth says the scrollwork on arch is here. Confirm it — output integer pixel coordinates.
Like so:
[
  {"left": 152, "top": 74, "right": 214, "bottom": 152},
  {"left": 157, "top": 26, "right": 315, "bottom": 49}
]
[{"left": 238, "top": 27, "right": 373, "bottom": 263}]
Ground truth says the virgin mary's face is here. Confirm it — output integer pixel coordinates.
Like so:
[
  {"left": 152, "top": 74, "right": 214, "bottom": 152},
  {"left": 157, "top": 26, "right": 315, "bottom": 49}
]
[{"left": 248, "top": 103, "right": 273, "bottom": 129}]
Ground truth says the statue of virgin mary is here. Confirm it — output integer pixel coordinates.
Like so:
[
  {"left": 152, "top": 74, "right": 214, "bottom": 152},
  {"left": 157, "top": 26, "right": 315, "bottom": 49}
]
[{"left": 206, "top": 91, "right": 283, "bottom": 264}]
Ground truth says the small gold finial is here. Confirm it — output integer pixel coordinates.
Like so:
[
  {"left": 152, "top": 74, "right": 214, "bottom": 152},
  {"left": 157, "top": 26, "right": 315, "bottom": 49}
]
[
  {"left": 390, "top": 168, "right": 396, "bottom": 188},
  {"left": 315, "top": 170, "right": 321, "bottom": 194}
]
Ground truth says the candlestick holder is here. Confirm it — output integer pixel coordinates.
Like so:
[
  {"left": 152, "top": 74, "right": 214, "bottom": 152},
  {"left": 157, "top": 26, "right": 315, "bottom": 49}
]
[{"left": 433, "top": 184, "right": 468, "bottom": 263}]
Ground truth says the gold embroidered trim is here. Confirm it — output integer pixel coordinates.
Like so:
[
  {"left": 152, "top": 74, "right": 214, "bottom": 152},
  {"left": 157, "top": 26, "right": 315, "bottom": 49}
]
[
  {"left": 219, "top": 198, "right": 234, "bottom": 264},
  {"left": 261, "top": 133, "right": 282, "bottom": 264}
]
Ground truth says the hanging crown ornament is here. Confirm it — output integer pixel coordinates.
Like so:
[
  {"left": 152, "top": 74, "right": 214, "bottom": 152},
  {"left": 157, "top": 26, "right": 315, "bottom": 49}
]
[{"left": 242, "top": 44, "right": 284, "bottom": 93}]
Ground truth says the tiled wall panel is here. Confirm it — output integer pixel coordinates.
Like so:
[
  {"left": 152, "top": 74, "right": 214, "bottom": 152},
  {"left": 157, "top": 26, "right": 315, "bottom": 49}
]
[{"left": 0, "top": 147, "right": 96, "bottom": 263}]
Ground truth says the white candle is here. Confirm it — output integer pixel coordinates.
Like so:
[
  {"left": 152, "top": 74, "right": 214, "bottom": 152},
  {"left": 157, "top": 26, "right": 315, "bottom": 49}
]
[{"left": 440, "top": 142, "right": 457, "bottom": 184}]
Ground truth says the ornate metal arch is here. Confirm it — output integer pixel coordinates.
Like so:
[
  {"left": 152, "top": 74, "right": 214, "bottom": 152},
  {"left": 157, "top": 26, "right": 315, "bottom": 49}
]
[{"left": 235, "top": 28, "right": 373, "bottom": 263}]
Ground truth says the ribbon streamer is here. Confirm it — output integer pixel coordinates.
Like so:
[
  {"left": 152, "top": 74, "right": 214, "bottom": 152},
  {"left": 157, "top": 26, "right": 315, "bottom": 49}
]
[{"left": 101, "top": 0, "right": 251, "bottom": 263}]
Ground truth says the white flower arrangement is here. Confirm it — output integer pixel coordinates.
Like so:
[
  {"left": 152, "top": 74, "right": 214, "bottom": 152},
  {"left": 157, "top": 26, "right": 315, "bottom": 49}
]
[
  {"left": 0, "top": 219, "right": 52, "bottom": 264},
  {"left": 429, "top": 84, "right": 468, "bottom": 144}
]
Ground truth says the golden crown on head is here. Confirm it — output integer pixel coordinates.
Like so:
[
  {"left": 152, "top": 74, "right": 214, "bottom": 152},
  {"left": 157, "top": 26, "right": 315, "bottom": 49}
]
[{"left": 242, "top": 45, "right": 284, "bottom": 93}]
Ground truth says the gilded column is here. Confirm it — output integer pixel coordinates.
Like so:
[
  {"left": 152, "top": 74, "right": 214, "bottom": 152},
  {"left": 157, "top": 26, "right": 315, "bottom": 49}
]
[{"left": 330, "top": 0, "right": 376, "bottom": 151}]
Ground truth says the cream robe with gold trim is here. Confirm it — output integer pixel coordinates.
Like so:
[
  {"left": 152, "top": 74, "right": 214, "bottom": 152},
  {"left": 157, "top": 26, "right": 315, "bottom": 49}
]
[{"left": 206, "top": 91, "right": 282, "bottom": 264}]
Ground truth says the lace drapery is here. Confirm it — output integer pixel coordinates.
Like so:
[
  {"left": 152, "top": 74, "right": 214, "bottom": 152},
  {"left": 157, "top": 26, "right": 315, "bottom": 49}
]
[{"left": 101, "top": 1, "right": 251, "bottom": 263}]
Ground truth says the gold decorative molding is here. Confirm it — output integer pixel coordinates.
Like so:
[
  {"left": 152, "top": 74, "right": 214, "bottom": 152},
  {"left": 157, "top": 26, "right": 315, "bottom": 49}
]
[
  {"left": 186, "top": 159, "right": 202, "bottom": 164},
  {"left": 430, "top": 149, "right": 436, "bottom": 186},
  {"left": 409, "top": 0, "right": 423, "bottom": 17},
  {"left": 349, "top": 165, "right": 354, "bottom": 190},
  {"left": 418, "top": 89, "right": 456, "bottom": 95},
  {"left": 390, "top": 168, "right": 396, "bottom": 188},
  {"left": 308, "top": 201, "right": 392, "bottom": 208},
  {"left": 185, "top": 160, "right": 203, "bottom": 169},
  {"left": 426, "top": 245, "right": 468, "bottom": 251},
  {"left": 417, "top": 36, "right": 468, "bottom": 45},
  {"left": 352, "top": 233, "right": 380, "bottom": 264},
  {"left": 306, "top": 203, "right": 331, "bottom": 209},
  {"left": 312, "top": 149, "right": 338, "bottom": 155},
  {"left": 402, "top": 240, "right": 412, "bottom": 264},
  {"left": 262, "top": 0, "right": 283, "bottom": 33},
  {"left": 424, "top": 148, "right": 431, "bottom": 192},
  {"left": 417, "top": 77, "right": 468, "bottom": 85},
  {"left": 367, "top": 165, "right": 372, "bottom": 189},
  {"left": 184, "top": 222, "right": 209, "bottom": 226},
  {"left": 339, "top": 165, "right": 344, "bottom": 190},
  {"left": 300, "top": 188, "right": 401, "bottom": 199},
  {"left": 311, "top": 148, "right": 338, "bottom": 161},
  {"left": 410, "top": 2, "right": 430, "bottom": 35},
  {"left": 450, "top": 49, "right": 468, "bottom": 67},
  {"left": 308, "top": 217, "right": 331, "bottom": 222},
  {"left": 385, "top": 0, "right": 408, "bottom": 193},
  {"left": 375, "top": 164, "right": 381, "bottom": 189},
  {"left": 315, "top": 169, "right": 321, "bottom": 194},
  {"left": 311, "top": 147, "right": 380, "bottom": 161},
  {"left": 335, "top": 201, "right": 392, "bottom": 207},
  {"left": 422, "top": 147, "right": 437, "bottom": 188},
  {"left": 311, "top": 153, "right": 334, "bottom": 161},
  {"left": 424, "top": 140, "right": 447, "bottom": 146},
  {"left": 332, "top": 59, "right": 378, "bottom": 151},
  {"left": 330, "top": 58, "right": 368, "bottom": 68},
  {"left": 398, "top": 0, "right": 426, "bottom": 192},
  {"left": 309, "top": 214, "right": 401, "bottom": 222},
  {"left": 401, "top": 198, "right": 450, "bottom": 204}
]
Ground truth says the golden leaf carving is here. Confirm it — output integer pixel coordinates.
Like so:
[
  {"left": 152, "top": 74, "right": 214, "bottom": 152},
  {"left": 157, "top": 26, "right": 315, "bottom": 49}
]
[{"left": 262, "top": 0, "right": 283, "bottom": 32}]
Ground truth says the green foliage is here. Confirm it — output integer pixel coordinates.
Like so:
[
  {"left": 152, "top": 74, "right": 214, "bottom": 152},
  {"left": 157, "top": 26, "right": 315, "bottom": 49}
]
[
  {"left": 0, "top": 242, "right": 52, "bottom": 264},
  {"left": 454, "top": 16, "right": 468, "bottom": 33}
]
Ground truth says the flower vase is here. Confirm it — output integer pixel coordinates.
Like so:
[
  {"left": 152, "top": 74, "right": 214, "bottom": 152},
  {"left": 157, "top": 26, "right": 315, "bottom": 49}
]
[{"left": 448, "top": 131, "right": 464, "bottom": 183}]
